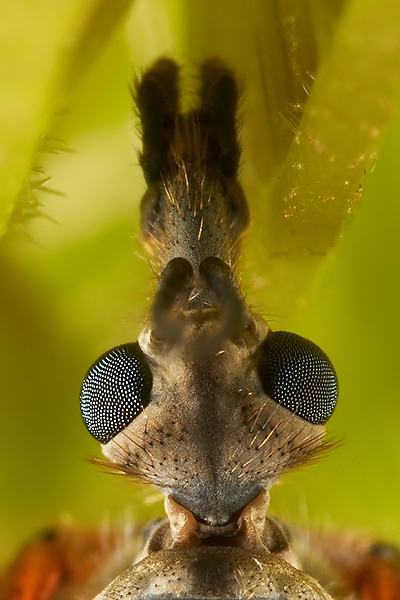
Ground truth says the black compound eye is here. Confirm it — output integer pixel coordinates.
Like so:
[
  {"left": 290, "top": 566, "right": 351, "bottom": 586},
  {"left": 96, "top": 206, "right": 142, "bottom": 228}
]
[
  {"left": 80, "top": 342, "right": 152, "bottom": 444},
  {"left": 257, "top": 331, "right": 338, "bottom": 425}
]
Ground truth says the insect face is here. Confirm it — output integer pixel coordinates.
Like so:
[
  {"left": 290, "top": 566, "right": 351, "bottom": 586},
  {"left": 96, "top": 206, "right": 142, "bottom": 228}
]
[{"left": 78, "top": 59, "right": 338, "bottom": 599}]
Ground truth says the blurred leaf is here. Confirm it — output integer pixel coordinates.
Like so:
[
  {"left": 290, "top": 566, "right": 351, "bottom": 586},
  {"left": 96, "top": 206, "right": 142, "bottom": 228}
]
[
  {"left": 259, "top": 0, "right": 400, "bottom": 315},
  {"left": 0, "top": 0, "right": 133, "bottom": 237}
]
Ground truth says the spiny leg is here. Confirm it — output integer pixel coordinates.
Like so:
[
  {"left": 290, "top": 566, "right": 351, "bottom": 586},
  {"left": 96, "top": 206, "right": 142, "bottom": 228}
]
[
  {"left": 199, "top": 58, "right": 241, "bottom": 178},
  {"left": 135, "top": 58, "right": 180, "bottom": 186},
  {"left": 138, "top": 58, "right": 249, "bottom": 275},
  {"left": 198, "top": 58, "right": 249, "bottom": 236}
]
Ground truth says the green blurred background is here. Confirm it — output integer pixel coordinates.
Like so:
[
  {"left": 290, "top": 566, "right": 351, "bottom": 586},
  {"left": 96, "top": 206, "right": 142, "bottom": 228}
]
[{"left": 1, "top": 0, "right": 400, "bottom": 569}]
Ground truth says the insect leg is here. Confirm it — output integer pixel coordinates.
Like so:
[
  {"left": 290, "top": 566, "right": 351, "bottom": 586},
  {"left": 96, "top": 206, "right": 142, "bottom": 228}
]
[{"left": 1, "top": 524, "right": 138, "bottom": 600}]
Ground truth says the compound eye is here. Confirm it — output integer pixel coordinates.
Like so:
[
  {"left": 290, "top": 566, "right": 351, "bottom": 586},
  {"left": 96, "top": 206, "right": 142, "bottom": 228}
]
[
  {"left": 257, "top": 331, "right": 338, "bottom": 425},
  {"left": 80, "top": 342, "right": 152, "bottom": 443}
]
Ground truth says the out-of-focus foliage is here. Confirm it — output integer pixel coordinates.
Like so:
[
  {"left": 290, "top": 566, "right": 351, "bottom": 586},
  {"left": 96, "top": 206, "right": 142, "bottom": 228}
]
[
  {"left": 0, "top": 0, "right": 134, "bottom": 237},
  {"left": 1, "top": 0, "right": 400, "bottom": 572}
]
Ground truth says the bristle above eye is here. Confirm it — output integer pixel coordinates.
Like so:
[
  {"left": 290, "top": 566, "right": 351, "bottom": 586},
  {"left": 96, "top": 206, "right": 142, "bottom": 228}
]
[
  {"left": 80, "top": 342, "right": 153, "bottom": 444},
  {"left": 257, "top": 331, "right": 338, "bottom": 425}
]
